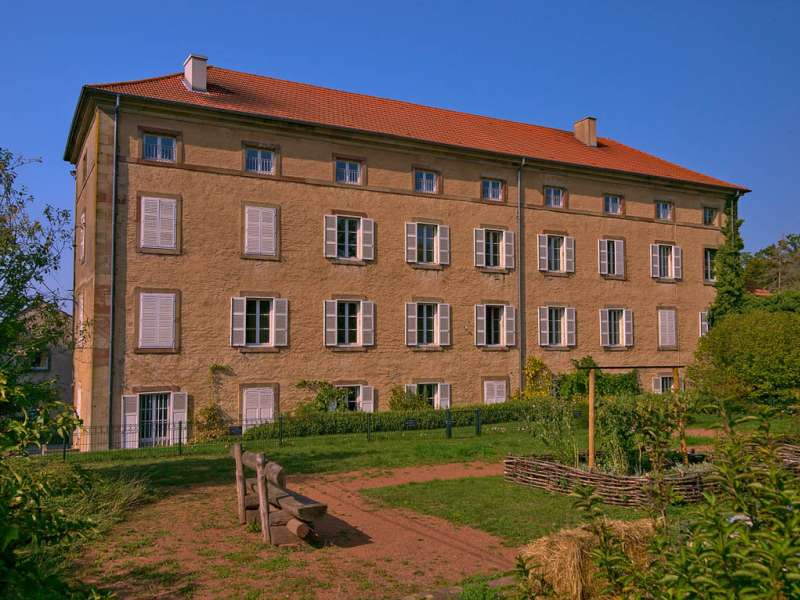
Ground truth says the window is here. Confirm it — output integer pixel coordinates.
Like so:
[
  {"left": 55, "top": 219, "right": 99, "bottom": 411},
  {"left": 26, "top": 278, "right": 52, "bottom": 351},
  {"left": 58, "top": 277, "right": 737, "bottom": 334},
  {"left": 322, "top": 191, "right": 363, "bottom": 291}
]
[
  {"left": 474, "top": 228, "right": 514, "bottom": 269},
  {"left": 650, "top": 243, "right": 682, "bottom": 279},
  {"left": 407, "top": 382, "right": 451, "bottom": 409},
  {"left": 483, "top": 380, "right": 507, "bottom": 405},
  {"left": 658, "top": 308, "right": 677, "bottom": 348},
  {"left": 405, "top": 302, "right": 450, "bottom": 347},
  {"left": 655, "top": 200, "right": 673, "bottom": 221},
  {"left": 653, "top": 376, "right": 674, "bottom": 394},
  {"left": 417, "top": 383, "right": 438, "bottom": 407},
  {"left": 242, "top": 387, "right": 276, "bottom": 430},
  {"left": 475, "top": 304, "right": 516, "bottom": 347},
  {"left": 600, "top": 308, "right": 634, "bottom": 348},
  {"left": 78, "top": 211, "right": 86, "bottom": 263},
  {"left": 704, "top": 248, "right": 717, "bottom": 282},
  {"left": 121, "top": 391, "right": 187, "bottom": 449},
  {"left": 335, "top": 159, "right": 362, "bottom": 185},
  {"left": 245, "top": 299, "right": 271, "bottom": 345},
  {"left": 538, "top": 234, "right": 575, "bottom": 273},
  {"left": 142, "top": 133, "right": 176, "bottom": 162},
  {"left": 538, "top": 306, "right": 576, "bottom": 347},
  {"left": 324, "top": 300, "right": 375, "bottom": 347},
  {"left": 703, "top": 207, "right": 717, "bottom": 226},
  {"left": 140, "top": 196, "right": 177, "bottom": 250},
  {"left": 324, "top": 215, "right": 374, "bottom": 261},
  {"left": 245, "top": 148, "right": 275, "bottom": 174},
  {"left": 32, "top": 351, "right": 50, "bottom": 371},
  {"left": 598, "top": 239, "right": 625, "bottom": 276},
  {"left": 138, "top": 292, "right": 176, "bottom": 349},
  {"left": 699, "top": 311, "right": 709, "bottom": 336},
  {"left": 481, "top": 179, "right": 503, "bottom": 201},
  {"left": 604, "top": 194, "right": 622, "bottom": 215},
  {"left": 417, "top": 223, "right": 437, "bottom": 264},
  {"left": 334, "top": 385, "right": 376, "bottom": 412},
  {"left": 244, "top": 205, "right": 277, "bottom": 257},
  {"left": 414, "top": 169, "right": 438, "bottom": 194},
  {"left": 231, "top": 297, "right": 288, "bottom": 347},
  {"left": 544, "top": 186, "right": 565, "bottom": 208}
]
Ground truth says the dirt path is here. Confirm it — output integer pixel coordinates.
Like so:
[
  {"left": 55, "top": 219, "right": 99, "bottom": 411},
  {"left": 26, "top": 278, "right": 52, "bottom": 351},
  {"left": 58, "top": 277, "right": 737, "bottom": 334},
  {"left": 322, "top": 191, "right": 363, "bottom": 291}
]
[{"left": 83, "top": 461, "right": 515, "bottom": 599}]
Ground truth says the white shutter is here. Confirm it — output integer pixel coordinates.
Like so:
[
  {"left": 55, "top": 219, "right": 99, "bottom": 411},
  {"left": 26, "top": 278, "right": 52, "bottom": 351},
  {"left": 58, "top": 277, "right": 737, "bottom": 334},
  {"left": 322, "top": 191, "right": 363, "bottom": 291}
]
[
  {"left": 438, "top": 383, "right": 451, "bottom": 409},
  {"left": 615, "top": 240, "right": 625, "bottom": 277},
  {"left": 324, "top": 215, "right": 337, "bottom": 258},
  {"left": 438, "top": 303, "right": 451, "bottom": 346},
  {"left": 598, "top": 239, "right": 608, "bottom": 275},
  {"left": 244, "top": 206, "right": 261, "bottom": 254},
  {"left": 360, "top": 385, "right": 375, "bottom": 413},
  {"left": 538, "top": 234, "right": 548, "bottom": 271},
  {"left": 405, "top": 384, "right": 416, "bottom": 397},
  {"left": 474, "top": 228, "right": 485, "bottom": 267},
  {"left": 699, "top": 311, "right": 709, "bottom": 336},
  {"left": 259, "top": 387, "right": 275, "bottom": 423},
  {"left": 495, "top": 380, "right": 507, "bottom": 403},
  {"left": 324, "top": 300, "right": 337, "bottom": 346},
  {"left": 672, "top": 246, "right": 683, "bottom": 280},
  {"left": 121, "top": 394, "right": 139, "bottom": 449},
  {"left": 438, "top": 225, "right": 450, "bottom": 265},
  {"left": 245, "top": 206, "right": 277, "bottom": 256},
  {"left": 650, "top": 244, "right": 660, "bottom": 278},
  {"left": 360, "top": 301, "right": 375, "bottom": 346},
  {"left": 243, "top": 388, "right": 260, "bottom": 430},
  {"left": 272, "top": 298, "right": 288, "bottom": 346},
  {"left": 504, "top": 305, "right": 516, "bottom": 347},
  {"left": 405, "top": 302, "right": 418, "bottom": 346},
  {"left": 360, "top": 218, "right": 375, "bottom": 261},
  {"left": 565, "top": 237, "right": 575, "bottom": 272},
  {"left": 231, "top": 297, "right": 246, "bottom": 346},
  {"left": 405, "top": 222, "right": 417, "bottom": 263},
  {"left": 261, "top": 207, "right": 277, "bottom": 256},
  {"left": 140, "top": 197, "right": 161, "bottom": 248},
  {"left": 139, "top": 293, "right": 175, "bottom": 349},
  {"left": 475, "top": 304, "right": 486, "bottom": 346},
  {"left": 170, "top": 391, "right": 188, "bottom": 444},
  {"left": 624, "top": 309, "right": 634, "bottom": 346},
  {"left": 659, "top": 309, "right": 677, "bottom": 347},
  {"left": 652, "top": 377, "right": 662, "bottom": 394},
  {"left": 503, "top": 231, "right": 515, "bottom": 269},
  {"left": 600, "top": 309, "right": 610, "bottom": 347},
  {"left": 483, "top": 380, "right": 494, "bottom": 404},
  {"left": 566, "top": 307, "right": 576, "bottom": 347},
  {"left": 159, "top": 198, "right": 177, "bottom": 249},
  {"left": 538, "top": 306, "right": 548, "bottom": 346}
]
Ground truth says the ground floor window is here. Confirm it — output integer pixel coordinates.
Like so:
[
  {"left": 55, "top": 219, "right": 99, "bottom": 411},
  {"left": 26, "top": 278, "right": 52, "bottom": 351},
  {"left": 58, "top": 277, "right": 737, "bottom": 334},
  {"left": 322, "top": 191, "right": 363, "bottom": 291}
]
[
  {"left": 138, "top": 392, "right": 170, "bottom": 447},
  {"left": 340, "top": 386, "right": 360, "bottom": 411},
  {"left": 416, "top": 383, "right": 439, "bottom": 408},
  {"left": 653, "top": 376, "right": 674, "bottom": 394}
]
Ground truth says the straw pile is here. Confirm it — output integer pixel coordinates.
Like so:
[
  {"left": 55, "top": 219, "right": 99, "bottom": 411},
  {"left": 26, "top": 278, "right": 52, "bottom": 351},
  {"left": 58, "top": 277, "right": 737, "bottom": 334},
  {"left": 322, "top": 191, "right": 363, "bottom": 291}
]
[{"left": 520, "top": 519, "right": 655, "bottom": 599}]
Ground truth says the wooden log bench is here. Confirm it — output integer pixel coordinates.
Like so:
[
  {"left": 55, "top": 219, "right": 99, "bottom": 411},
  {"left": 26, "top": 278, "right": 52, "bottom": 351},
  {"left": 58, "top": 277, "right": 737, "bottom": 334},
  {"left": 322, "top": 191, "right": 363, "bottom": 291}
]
[{"left": 231, "top": 443, "right": 327, "bottom": 545}]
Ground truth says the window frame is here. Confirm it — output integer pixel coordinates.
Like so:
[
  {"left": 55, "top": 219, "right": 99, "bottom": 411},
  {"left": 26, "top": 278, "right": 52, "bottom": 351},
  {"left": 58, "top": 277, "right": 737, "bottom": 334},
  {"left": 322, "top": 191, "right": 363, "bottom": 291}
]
[
  {"left": 31, "top": 351, "right": 51, "bottom": 371},
  {"left": 137, "top": 193, "right": 181, "bottom": 255},
  {"left": 603, "top": 194, "right": 623, "bottom": 215},
  {"left": 702, "top": 206, "right": 717, "bottom": 226},
  {"left": 244, "top": 297, "right": 273, "bottom": 347},
  {"left": 703, "top": 248, "right": 717, "bottom": 283},
  {"left": 482, "top": 378, "right": 508, "bottom": 405},
  {"left": 547, "top": 235, "right": 564, "bottom": 272},
  {"left": 655, "top": 200, "right": 674, "bottom": 222},
  {"left": 416, "top": 302, "right": 437, "bottom": 346},
  {"left": 414, "top": 168, "right": 440, "bottom": 194},
  {"left": 240, "top": 383, "right": 279, "bottom": 430},
  {"left": 416, "top": 223, "right": 438, "bottom": 264},
  {"left": 141, "top": 131, "right": 178, "bottom": 163},
  {"left": 336, "top": 300, "right": 360, "bottom": 346},
  {"left": 484, "top": 229, "right": 503, "bottom": 268},
  {"left": 336, "top": 216, "right": 361, "bottom": 260},
  {"left": 485, "top": 304, "right": 504, "bottom": 347},
  {"left": 606, "top": 308, "right": 624, "bottom": 347},
  {"left": 544, "top": 186, "right": 566, "bottom": 209},
  {"left": 244, "top": 146, "right": 277, "bottom": 175},
  {"left": 547, "top": 306, "right": 565, "bottom": 347},
  {"left": 657, "top": 307, "right": 678, "bottom": 350},
  {"left": 135, "top": 289, "right": 180, "bottom": 353},
  {"left": 334, "top": 157, "right": 364, "bottom": 186},
  {"left": 481, "top": 178, "right": 505, "bottom": 202},
  {"left": 78, "top": 209, "right": 86, "bottom": 264}
]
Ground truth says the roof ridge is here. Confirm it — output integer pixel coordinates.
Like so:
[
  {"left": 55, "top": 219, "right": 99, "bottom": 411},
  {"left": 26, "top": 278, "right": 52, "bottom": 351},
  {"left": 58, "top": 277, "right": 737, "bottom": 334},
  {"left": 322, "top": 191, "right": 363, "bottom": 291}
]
[
  {"left": 88, "top": 70, "right": 184, "bottom": 90},
  {"left": 209, "top": 66, "right": 578, "bottom": 139}
]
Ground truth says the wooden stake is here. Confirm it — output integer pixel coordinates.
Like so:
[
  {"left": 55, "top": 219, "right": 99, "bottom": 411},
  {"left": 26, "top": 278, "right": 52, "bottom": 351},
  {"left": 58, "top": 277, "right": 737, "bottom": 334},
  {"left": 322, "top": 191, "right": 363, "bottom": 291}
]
[
  {"left": 231, "top": 443, "right": 246, "bottom": 525},
  {"left": 255, "top": 454, "right": 273, "bottom": 545},
  {"left": 588, "top": 368, "right": 596, "bottom": 470}
]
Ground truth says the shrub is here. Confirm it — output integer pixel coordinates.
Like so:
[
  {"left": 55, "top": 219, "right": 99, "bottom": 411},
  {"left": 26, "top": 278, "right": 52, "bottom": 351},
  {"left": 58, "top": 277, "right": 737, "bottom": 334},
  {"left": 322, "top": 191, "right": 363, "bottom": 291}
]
[
  {"left": 387, "top": 385, "right": 429, "bottom": 411},
  {"left": 192, "top": 401, "right": 228, "bottom": 443},
  {"left": 689, "top": 310, "right": 800, "bottom": 412},
  {"left": 521, "top": 395, "right": 581, "bottom": 466},
  {"left": 293, "top": 380, "right": 350, "bottom": 417},
  {"left": 556, "top": 356, "right": 640, "bottom": 401}
]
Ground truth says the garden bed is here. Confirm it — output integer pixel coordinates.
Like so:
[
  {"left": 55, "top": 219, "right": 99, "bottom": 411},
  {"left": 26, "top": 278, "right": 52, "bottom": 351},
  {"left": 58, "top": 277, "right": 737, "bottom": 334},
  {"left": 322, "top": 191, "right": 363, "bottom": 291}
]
[{"left": 504, "top": 454, "right": 715, "bottom": 507}]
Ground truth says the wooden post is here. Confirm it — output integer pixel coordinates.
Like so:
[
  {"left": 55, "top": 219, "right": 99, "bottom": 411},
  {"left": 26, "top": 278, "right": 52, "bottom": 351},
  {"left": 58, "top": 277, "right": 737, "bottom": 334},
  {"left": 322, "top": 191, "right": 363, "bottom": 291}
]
[
  {"left": 255, "top": 454, "right": 273, "bottom": 545},
  {"left": 588, "top": 368, "right": 596, "bottom": 470},
  {"left": 231, "top": 443, "right": 246, "bottom": 525},
  {"left": 673, "top": 367, "right": 688, "bottom": 465}
]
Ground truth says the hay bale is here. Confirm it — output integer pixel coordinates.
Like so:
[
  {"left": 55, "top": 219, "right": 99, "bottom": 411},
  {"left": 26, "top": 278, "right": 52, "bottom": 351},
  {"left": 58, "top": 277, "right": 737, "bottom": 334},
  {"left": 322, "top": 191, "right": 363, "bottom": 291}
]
[{"left": 520, "top": 519, "right": 655, "bottom": 599}]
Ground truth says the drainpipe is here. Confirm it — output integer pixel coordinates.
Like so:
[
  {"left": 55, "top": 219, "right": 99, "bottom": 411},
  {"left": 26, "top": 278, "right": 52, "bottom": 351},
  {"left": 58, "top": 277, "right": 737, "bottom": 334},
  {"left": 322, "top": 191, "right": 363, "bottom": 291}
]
[
  {"left": 107, "top": 94, "right": 120, "bottom": 448},
  {"left": 516, "top": 158, "right": 527, "bottom": 392}
]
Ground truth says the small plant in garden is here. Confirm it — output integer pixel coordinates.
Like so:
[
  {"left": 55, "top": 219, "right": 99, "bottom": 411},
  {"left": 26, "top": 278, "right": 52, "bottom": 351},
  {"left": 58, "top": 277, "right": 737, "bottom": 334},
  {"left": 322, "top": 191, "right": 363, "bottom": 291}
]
[
  {"left": 522, "top": 395, "right": 580, "bottom": 467},
  {"left": 293, "top": 380, "right": 351, "bottom": 416},
  {"left": 193, "top": 363, "right": 233, "bottom": 442},
  {"left": 387, "top": 385, "right": 429, "bottom": 411}
]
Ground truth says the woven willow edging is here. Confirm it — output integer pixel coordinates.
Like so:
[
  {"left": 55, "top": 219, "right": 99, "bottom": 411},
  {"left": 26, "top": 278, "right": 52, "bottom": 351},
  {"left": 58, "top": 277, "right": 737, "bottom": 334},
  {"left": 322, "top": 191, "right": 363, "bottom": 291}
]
[{"left": 503, "top": 455, "right": 715, "bottom": 507}]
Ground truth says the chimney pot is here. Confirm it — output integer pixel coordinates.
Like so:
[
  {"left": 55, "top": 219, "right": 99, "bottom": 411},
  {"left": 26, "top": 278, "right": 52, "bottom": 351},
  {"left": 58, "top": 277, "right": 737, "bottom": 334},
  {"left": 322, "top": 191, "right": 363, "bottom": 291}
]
[
  {"left": 574, "top": 116, "right": 597, "bottom": 147},
  {"left": 183, "top": 54, "right": 208, "bottom": 92}
]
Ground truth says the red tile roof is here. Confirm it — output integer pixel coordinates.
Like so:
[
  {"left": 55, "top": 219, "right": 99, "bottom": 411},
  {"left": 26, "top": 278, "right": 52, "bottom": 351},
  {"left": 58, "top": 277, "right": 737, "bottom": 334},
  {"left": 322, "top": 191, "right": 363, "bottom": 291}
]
[{"left": 86, "top": 66, "right": 746, "bottom": 191}]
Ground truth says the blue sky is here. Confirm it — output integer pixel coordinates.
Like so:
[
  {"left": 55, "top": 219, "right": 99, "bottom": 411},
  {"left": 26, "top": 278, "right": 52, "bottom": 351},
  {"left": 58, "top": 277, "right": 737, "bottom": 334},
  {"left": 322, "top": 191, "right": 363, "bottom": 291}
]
[{"left": 3, "top": 0, "right": 798, "bottom": 296}]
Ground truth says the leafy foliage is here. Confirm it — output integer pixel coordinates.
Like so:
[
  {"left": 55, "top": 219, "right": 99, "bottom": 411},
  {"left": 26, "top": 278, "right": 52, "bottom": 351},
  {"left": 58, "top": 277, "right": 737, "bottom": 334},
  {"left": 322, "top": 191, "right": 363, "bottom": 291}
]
[
  {"left": 387, "top": 385, "right": 429, "bottom": 411},
  {"left": 292, "top": 380, "right": 351, "bottom": 417},
  {"left": 708, "top": 195, "right": 747, "bottom": 325},
  {"left": 520, "top": 395, "right": 582, "bottom": 467},
  {"left": 555, "top": 356, "right": 640, "bottom": 400},
  {"left": 689, "top": 310, "right": 800, "bottom": 411},
  {"left": 744, "top": 232, "right": 800, "bottom": 293}
]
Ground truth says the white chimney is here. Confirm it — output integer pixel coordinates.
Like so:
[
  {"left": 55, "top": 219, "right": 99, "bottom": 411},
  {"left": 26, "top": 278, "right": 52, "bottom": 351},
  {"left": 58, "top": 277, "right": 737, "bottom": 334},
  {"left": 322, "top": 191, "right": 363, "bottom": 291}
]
[
  {"left": 183, "top": 54, "right": 208, "bottom": 92},
  {"left": 573, "top": 116, "right": 597, "bottom": 147}
]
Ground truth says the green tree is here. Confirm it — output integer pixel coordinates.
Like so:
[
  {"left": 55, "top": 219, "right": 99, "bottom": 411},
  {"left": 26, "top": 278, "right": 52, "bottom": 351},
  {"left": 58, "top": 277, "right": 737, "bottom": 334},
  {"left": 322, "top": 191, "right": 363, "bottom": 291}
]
[
  {"left": 708, "top": 194, "right": 747, "bottom": 325},
  {"left": 744, "top": 233, "right": 800, "bottom": 292},
  {"left": 0, "top": 148, "right": 85, "bottom": 597}
]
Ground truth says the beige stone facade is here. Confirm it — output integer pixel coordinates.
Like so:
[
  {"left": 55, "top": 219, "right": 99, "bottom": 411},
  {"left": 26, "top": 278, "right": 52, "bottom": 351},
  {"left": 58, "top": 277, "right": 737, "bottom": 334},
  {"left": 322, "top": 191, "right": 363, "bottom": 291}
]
[{"left": 66, "top": 76, "right": 738, "bottom": 448}]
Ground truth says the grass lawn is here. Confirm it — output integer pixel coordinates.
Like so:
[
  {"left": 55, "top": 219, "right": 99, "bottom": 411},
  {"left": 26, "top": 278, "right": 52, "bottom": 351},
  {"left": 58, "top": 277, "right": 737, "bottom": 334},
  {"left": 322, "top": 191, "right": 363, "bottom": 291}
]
[
  {"left": 362, "top": 475, "right": 648, "bottom": 546},
  {"left": 65, "top": 422, "right": 586, "bottom": 492}
]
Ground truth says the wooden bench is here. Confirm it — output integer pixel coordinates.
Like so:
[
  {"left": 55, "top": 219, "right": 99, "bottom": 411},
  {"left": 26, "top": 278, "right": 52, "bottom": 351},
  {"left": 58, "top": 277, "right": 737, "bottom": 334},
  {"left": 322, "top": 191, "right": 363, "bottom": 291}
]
[{"left": 231, "top": 443, "right": 327, "bottom": 545}]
